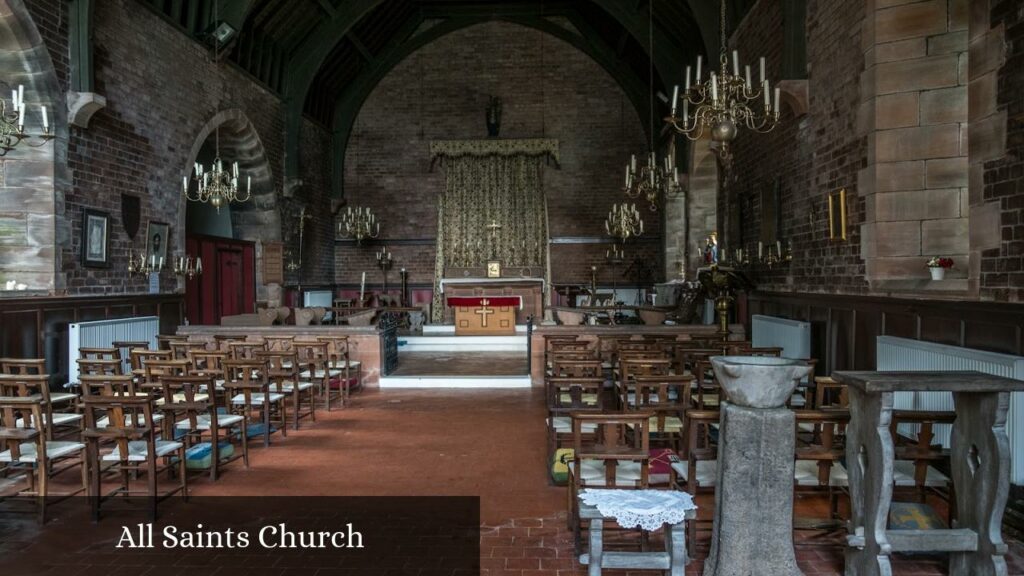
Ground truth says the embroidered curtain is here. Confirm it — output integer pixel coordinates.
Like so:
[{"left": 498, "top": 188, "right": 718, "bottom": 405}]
[{"left": 430, "top": 140, "right": 556, "bottom": 323}]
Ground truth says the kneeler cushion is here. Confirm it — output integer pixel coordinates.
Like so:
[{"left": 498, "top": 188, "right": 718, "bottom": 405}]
[
  {"left": 328, "top": 375, "right": 360, "bottom": 390},
  {"left": 185, "top": 441, "right": 235, "bottom": 470},
  {"left": 649, "top": 448, "right": 675, "bottom": 486},
  {"left": 551, "top": 448, "right": 574, "bottom": 485}
]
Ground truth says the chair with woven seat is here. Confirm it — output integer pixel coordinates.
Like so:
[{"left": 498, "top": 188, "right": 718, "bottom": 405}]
[
  {"left": 691, "top": 358, "right": 721, "bottom": 409},
  {"left": 567, "top": 412, "right": 652, "bottom": 555},
  {"left": 1, "top": 358, "right": 78, "bottom": 410},
  {"left": 264, "top": 335, "right": 295, "bottom": 352},
  {"left": 223, "top": 358, "right": 285, "bottom": 448},
  {"left": 156, "top": 334, "right": 188, "bottom": 350},
  {"left": 226, "top": 340, "right": 266, "bottom": 360},
  {"left": 630, "top": 375, "right": 693, "bottom": 454},
  {"left": 129, "top": 349, "right": 172, "bottom": 383},
  {"left": 294, "top": 341, "right": 332, "bottom": 405},
  {"left": 79, "top": 374, "right": 163, "bottom": 430},
  {"left": 188, "top": 350, "right": 230, "bottom": 406},
  {"left": 0, "top": 373, "right": 83, "bottom": 441},
  {"left": 81, "top": 394, "right": 187, "bottom": 520},
  {"left": 793, "top": 409, "right": 851, "bottom": 527},
  {"left": 617, "top": 358, "right": 673, "bottom": 409},
  {"left": 670, "top": 408, "right": 719, "bottom": 555},
  {"left": 890, "top": 409, "right": 956, "bottom": 524},
  {"left": 169, "top": 340, "right": 208, "bottom": 360},
  {"left": 160, "top": 374, "right": 248, "bottom": 481},
  {"left": 546, "top": 376, "right": 604, "bottom": 475},
  {"left": 0, "top": 396, "right": 87, "bottom": 524},
  {"left": 254, "top": 350, "right": 314, "bottom": 430},
  {"left": 112, "top": 341, "right": 149, "bottom": 374},
  {"left": 317, "top": 335, "right": 361, "bottom": 408}
]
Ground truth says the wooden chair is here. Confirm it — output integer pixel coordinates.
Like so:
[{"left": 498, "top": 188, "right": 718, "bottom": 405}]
[
  {"left": 77, "top": 358, "right": 123, "bottom": 376},
  {"left": 79, "top": 347, "right": 121, "bottom": 361},
  {"left": 226, "top": 340, "right": 266, "bottom": 360},
  {"left": 0, "top": 396, "right": 87, "bottom": 523},
  {"left": 0, "top": 359, "right": 77, "bottom": 410},
  {"left": 691, "top": 358, "right": 721, "bottom": 409},
  {"left": 617, "top": 358, "right": 672, "bottom": 408},
  {"left": 317, "top": 335, "right": 361, "bottom": 408},
  {"left": 254, "top": 350, "right": 315, "bottom": 430},
  {"left": 169, "top": 340, "right": 208, "bottom": 360},
  {"left": 0, "top": 374, "right": 83, "bottom": 440},
  {"left": 794, "top": 409, "right": 851, "bottom": 527},
  {"left": 81, "top": 394, "right": 187, "bottom": 520},
  {"left": 545, "top": 376, "right": 604, "bottom": 479},
  {"left": 129, "top": 349, "right": 172, "bottom": 381},
  {"left": 79, "top": 374, "right": 162, "bottom": 430},
  {"left": 295, "top": 341, "right": 332, "bottom": 405},
  {"left": 156, "top": 334, "right": 188, "bottom": 350},
  {"left": 568, "top": 412, "right": 652, "bottom": 554},
  {"left": 551, "top": 359, "right": 603, "bottom": 378},
  {"left": 161, "top": 374, "right": 248, "bottom": 481},
  {"left": 188, "top": 350, "right": 229, "bottom": 406},
  {"left": 112, "top": 340, "right": 149, "bottom": 374},
  {"left": 630, "top": 375, "right": 693, "bottom": 453},
  {"left": 670, "top": 408, "right": 720, "bottom": 555},
  {"left": 264, "top": 335, "right": 295, "bottom": 352},
  {"left": 890, "top": 409, "right": 956, "bottom": 523},
  {"left": 223, "top": 359, "right": 285, "bottom": 448}
]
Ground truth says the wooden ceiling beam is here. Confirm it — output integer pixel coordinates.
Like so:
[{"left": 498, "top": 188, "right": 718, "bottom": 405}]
[{"left": 347, "top": 31, "right": 375, "bottom": 62}]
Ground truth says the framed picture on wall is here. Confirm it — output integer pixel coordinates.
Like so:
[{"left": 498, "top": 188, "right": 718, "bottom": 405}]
[
  {"left": 81, "top": 208, "right": 111, "bottom": 268},
  {"left": 146, "top": 221, "right": 170, "bottom": 268}
]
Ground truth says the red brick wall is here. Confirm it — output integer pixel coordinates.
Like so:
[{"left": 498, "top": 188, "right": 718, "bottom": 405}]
[
  {"left": 726, "top": 0, "right": 870, "bottom": 294},
  {"left": 23, "top": 0, "right": 334, "bottom": 295},
  {"left": 981, "top": 0, "right": 1024, "bottom": 301},
  {"left": 339, "top": 20, "right": 654, "bottom": 289}
]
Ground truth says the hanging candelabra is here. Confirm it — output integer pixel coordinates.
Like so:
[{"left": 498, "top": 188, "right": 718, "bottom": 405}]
[
  {"left": 286, "top": 206, "right": 312, "bottom": 272},
  {"left": 605, "top": 203, "right": 644, "bottom": 242},
  {"left": 376, "top": 246, "right": 394, "bottom": 300},
  {"left": 664, "top": 0, "right": 782, "bottom": 164},
  {"left": 623, "top": 0, "right": 680, "bottom": 211},
  {"left": 1, "top": 84, "right": 53, "bottom": 156},
  {"left": 173, "top": 255, "right": 203, "bottom": 280},
  {"left": 339, "top": 206, "right": 380, "bottom": 245}
]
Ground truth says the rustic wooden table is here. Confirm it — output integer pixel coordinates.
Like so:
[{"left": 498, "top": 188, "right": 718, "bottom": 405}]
[{"left": 578, "top": 497, "right": 693, "bottom": 576}]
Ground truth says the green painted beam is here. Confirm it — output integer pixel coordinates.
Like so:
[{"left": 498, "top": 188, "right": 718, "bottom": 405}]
[
  {"left": 348, "top": 32, "right": 375, "bottom": 62},
  {"left": 316, "top": 0, "right": 337, "bottom": 18},
  {"left": 69, "top": 0, "right": 93, "bottom": 93},
  {"left": 782, "top": 0, "right": 807, "bottom": 79}
]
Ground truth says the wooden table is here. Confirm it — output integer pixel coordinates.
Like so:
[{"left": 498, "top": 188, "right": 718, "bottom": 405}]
[
  {"left": 833, "top": 370, "right": 1024, "bottom": 576},
  {"left": 578, "top": 497, "right": 693, "bottom": 576}
]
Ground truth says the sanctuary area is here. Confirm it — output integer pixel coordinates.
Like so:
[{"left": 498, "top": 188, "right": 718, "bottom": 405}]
[{"left": 2, "top": 0, "right": 1024, "bottom": 575}]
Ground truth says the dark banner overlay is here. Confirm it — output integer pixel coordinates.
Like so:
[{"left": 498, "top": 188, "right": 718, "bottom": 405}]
[{"left": 1, "top": 496, "right": 480, "bottom": 576}]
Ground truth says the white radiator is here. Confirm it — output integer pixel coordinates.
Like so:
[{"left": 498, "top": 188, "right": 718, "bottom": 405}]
[
  {"left": 68, "top": 316, "right": 159, "bottom": 384},
  {"left": 877, "top": 335, "right": 1024, "bottom": 484},
  {"left": 751, "top": 314, "right": 811, "bottom": 360}
]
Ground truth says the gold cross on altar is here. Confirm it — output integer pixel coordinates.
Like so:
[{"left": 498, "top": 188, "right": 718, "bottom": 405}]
[
  {"left": 475, "top": 298, "right": 495, "bottom": 327},
  {"left": 486, "top": 220, "right": 502, "bottom": 239}
]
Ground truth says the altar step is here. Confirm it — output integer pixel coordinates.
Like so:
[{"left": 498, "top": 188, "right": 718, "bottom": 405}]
[
  {"left": 398, "top": 335, "right": 527, "bottom": 353},
  {"left": 423, "top": 324, "right": 529, "bottom": 334},
  {"left": 378, "top": 375, "right": 531, "bottom": 389}
]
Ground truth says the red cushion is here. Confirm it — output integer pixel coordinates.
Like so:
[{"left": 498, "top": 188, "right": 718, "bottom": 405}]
[{"left": 649, "top": 448, "right": 675, "bottom": 476}]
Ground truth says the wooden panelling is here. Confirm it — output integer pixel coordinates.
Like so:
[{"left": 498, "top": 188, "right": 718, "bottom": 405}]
[
  {"left": 748, "top": 292, "right": 1024, "bottom": 374},
  {"left": 0, "top": 294, "right": 184, "bottom": 387}
]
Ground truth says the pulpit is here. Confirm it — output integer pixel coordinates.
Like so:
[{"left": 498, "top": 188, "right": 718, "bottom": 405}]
[{"left": 447, "top": 296, "right": 518, "bottom": 335}]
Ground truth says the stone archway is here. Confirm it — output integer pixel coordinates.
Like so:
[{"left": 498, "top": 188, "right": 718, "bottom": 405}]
[
  {"left": 0, "top": 0, "right": 66, "bottom": 292},
  {"left": 182, "top": 109, "right": 279, "bottom": 300}
]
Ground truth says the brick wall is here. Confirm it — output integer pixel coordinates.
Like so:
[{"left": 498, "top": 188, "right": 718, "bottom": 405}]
[
  {"left": 981, "top": 0, "right": 1024, "bottom": 301},
  {"left": 20, "top": 0, "right": 334, "bottom": 295},
  {"left": 339, "top": 21, "right": 653, "bottom": 289},
  {"left": 725, "top": 0, "right": 870, "bottom": 294}
]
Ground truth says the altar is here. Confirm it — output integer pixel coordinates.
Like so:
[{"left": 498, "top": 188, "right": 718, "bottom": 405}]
[{"left": 440, "top": 277, "right": 545, "bottom": 326}]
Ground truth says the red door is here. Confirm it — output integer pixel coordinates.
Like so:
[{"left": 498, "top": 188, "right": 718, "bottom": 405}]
[{"left": 217, "top": 248, "right": 244, "bottom": 319}]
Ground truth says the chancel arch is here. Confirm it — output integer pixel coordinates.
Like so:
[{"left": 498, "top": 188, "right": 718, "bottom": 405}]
[{"left": 0, "top": 0, "right": 65, "bottom": 292}]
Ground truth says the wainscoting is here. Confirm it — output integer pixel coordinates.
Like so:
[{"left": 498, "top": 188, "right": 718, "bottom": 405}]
[
  {"left": 746, "top": 291, "right": 1024, "bottom": 376},
  {"left": 0, "top": 293, "right": 184, "bottom": 387}
]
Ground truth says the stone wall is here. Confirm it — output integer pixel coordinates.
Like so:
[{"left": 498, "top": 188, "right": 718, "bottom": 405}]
[
  {"left": 339, "top": 21, "right": 654, "bottom": 291},
  {"left": 17, "top": 0, "right": 334, "bottom": 295}
]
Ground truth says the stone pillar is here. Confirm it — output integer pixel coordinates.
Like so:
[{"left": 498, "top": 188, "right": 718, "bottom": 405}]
[{"left": 704, "top": 356, "right": 811, "bottom": 576}]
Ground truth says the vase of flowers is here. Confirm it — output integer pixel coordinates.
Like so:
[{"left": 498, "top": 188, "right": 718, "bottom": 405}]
[{"left": 926, "top": 256, "right": 954, "bottom": 280}]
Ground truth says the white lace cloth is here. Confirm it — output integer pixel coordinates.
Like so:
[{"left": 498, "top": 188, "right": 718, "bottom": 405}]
[{"left": 579, "top": 489, "right": 697, "bottom": 531}]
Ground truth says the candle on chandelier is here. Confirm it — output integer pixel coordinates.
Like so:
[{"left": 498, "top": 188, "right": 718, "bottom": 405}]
[
  {"left": 631, "top": 154, "right": 637, "bottom": 172},
  {"left": 17, "top": 85, "right": 23, "bottom": 110},
  {"left": 671, "top": 85, "right": 679, "bottom": 115},
  {"left": 774, "top": 87, "right": 781, "bottom": 114},
  {"left": 41, "top": 106, "right": 48, "bottom": 131},
  {"left": 710, "top": 73, "right": 718, "bottom": 102},
  {"left": 777, "top": 240, "right": 782, "bottom": 256},
  {"left": 683, "top": 100, "right": 689, "bottom": 124},
  {"left": 745, "top": 65, "right": 752, "bottom": 90},
  {"left": 759, "top": 57, "right": 766, "bottom": 84},
  {"left": 758, "top": 242, "right": 764, "bottom": 259},
  {"left": 10, "top": 89, "right": 17, "bottom": 111},
  {"left": 182, "top": 176, "right": 188, "bottom": 192},
  {"left": 624, "top": 164, "right": 630, "bottom": 187},
  {"left": 685, "top": 66, "right": 691, "bottom": 92},
  {"left": 247, "top": 175, "right": 251, "bottom": 194},
  {"left": 196, "top": 257, "right": 202, "bottom": 274},
  {"left": 763, "top": 80, "right": 770, "bottom": 109},
  {"left": 695, "top": 55, "right": 702, "bottom": 83},
  {"left": 732, "top": 50, "right": 739, "bottom": 77}
]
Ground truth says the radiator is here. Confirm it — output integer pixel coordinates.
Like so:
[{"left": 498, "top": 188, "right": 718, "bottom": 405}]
[
  {"left": 751, "top": 314, "right": 811, "bottom": 360},
  {"left": 877, "top": 335, "right": 1024, "bottom": 484},
  {"left": 68, "top": 316, "right": 159, "bottom": 384}
]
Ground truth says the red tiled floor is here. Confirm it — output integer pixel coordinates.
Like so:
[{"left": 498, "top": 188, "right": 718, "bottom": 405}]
[{"left": 6, "top": 387, "right": 1024, "bottom": 574}]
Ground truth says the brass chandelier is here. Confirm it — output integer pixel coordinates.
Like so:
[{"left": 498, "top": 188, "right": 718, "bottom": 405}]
[
  {"left": 624, "top": 0, "right": 678, "bottom": 211},
  {"left": 1, "top": 84, "right": 53, "bottom": 156},
  {"left": 338, "top": 206, "right": 380, "bottom": 245},
  {"left": 665, "top": 0, "right": 781, "bottom": 162},
  {"left": 605, "top": 202, "right": 644, "bottom": 242}
]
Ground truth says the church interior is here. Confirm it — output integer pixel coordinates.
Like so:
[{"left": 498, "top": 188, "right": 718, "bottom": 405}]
[{"left": 2, "top": 0, "right": 1024, "bottom": 574}]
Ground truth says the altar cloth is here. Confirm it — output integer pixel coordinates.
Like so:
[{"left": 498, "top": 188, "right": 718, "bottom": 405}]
[{"left": 446, "top": 296, "right": 522, "bottom": 310}]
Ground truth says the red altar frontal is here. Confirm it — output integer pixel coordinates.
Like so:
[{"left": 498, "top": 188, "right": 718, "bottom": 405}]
[{"left": 446, "top": 296, "right": 520, "bottom": 336}]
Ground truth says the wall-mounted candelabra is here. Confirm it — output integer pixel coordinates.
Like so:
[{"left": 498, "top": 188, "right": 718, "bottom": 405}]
[
  {"left": 173, "top": 255, "right": 203, "bottom": 280},
  {"left": 376, "top": 246, "right": 394, "bottom": 299},
  {"left": 605, "top": 203, "right": 644, "bottom": 242},
  {"left": 339, "top": 206, "right": 380, "bottom": 245},
  {"left": 1, "top": 84, "right": 53, "bottom": 156},
  {"left": 127, "top": 251, "right": 164, "bottom": 276},
  {"left": 728, "top": 239, "right": 793, "bottom": 270}
]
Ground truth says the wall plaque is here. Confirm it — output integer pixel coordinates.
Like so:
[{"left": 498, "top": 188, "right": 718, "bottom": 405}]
[{"left": 263, "top": 242, "right": 284, "bottom": 284}]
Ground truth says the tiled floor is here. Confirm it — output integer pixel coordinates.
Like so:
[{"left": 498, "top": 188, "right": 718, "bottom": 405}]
[
  {"left": 390, "top": 352, "right": 529, "bottom": 377},
  {"left": 6, "top": 387, "right": 1024, "bottom": 575}
]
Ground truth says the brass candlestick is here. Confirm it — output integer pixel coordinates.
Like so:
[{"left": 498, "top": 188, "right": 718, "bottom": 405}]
[{"left": 376, "top": 246, "right": 393, "bottom": 302}]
